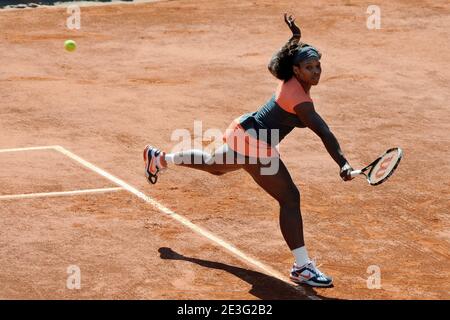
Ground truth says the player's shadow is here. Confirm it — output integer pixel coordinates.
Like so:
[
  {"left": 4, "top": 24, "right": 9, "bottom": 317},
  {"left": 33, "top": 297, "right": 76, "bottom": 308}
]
[{"left": 158, "top": 247, "right": 336, "bottom": 300}]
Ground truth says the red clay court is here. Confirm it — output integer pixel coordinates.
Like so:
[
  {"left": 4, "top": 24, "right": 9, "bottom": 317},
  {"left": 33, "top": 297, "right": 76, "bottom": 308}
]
[{"left": 0, "top": 0, "right": 449, "bottom": 299}]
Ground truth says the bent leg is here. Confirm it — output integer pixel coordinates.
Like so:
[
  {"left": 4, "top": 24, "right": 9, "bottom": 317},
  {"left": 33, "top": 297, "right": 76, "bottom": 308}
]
[
  {"left": 165, "top": 144, "right": 243, "bottom": 176},
  {"left": 243, "top": 159, "right": 305, "bottom": 249}
]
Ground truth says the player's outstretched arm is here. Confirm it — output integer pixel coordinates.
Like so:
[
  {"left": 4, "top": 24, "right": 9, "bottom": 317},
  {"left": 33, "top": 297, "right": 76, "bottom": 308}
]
[{"left": 294, "top": 102, "right": 354, "bottom": 181}]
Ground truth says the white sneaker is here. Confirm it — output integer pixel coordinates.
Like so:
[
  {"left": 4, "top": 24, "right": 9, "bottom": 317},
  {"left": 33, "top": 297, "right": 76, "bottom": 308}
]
[
  {"left": 143, "top": 145, "right": 166, "bottom": 184},
  {"left": 290, "top": 260, "right": 333, "bottom": 287}
]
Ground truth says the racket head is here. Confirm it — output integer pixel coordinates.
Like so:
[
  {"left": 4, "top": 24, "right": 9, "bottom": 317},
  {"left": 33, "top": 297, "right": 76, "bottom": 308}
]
[{"left": 366, "top": 147, "right": 403, "bottom": 185}]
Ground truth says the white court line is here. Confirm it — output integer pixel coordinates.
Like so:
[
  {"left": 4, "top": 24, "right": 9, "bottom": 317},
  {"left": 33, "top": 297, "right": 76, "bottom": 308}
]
[
  {"left": 0, "top": 187, "right": 124, "bottom": 201},
  {"left": 53, "top": 146, "right": 319, "bottom": 300},
  {"left": 0, "top": 145, "right": 318, "bottom": 299},
  {"left": 0, "top": 146, "right": 59, "bottom": 153}
]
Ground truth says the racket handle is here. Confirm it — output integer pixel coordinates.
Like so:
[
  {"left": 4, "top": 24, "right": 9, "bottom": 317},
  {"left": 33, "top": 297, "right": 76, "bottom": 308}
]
[{"left": 350, "top": 170, "right": 362, "bottom": 178}]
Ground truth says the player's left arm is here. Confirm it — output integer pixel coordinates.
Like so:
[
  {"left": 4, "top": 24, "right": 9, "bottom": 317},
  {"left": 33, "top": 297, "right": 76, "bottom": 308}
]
[{"left": 294, "top": 102, "right": 353, "bottom": 180}]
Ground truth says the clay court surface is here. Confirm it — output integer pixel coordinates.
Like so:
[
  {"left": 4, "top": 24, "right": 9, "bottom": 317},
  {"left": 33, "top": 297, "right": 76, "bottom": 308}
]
[{"left": 0, "top": 0, "right": 449, "bottom": 299}]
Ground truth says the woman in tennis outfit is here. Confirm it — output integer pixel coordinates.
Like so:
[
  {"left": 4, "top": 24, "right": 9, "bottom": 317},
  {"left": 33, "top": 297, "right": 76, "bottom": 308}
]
[{"left": 144, "top": 14, "right": 354, "bottom": 287}]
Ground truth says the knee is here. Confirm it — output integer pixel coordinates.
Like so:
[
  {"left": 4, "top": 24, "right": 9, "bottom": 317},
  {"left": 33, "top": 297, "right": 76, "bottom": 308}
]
[{"left": 279, "top": 187, "right": 300, "bottom": 208}]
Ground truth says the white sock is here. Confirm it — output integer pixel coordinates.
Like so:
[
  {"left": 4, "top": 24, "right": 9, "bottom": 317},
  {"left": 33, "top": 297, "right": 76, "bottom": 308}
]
[
  {"left": 164, "top": 153, "right": 175, "bottom": 165},
  {"left": 292, "top": 246, "right": 310, "bottom": 267},
  {"left": 164, "top": 150, "right": 211, "bottom": 166}
]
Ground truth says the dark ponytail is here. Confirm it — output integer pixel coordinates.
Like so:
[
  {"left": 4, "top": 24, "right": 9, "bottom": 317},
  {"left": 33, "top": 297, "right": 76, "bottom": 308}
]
[
  {"left": 268, "top": 37, "right": 303, "bottom": 81},
  {"left": 268, "top": 38, "right": 314, "bottom": 81}
]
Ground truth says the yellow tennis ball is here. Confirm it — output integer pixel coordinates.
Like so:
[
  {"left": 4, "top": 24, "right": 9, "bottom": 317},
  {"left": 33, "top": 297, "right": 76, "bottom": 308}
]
[{"left": 64, "top": 40, "right": 76, "bottom": 52}]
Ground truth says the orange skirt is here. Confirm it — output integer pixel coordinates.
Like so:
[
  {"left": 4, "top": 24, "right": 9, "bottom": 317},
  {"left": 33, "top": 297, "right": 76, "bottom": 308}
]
[{"left": 222, "top": 117, "right": 279, "bottom": 159}]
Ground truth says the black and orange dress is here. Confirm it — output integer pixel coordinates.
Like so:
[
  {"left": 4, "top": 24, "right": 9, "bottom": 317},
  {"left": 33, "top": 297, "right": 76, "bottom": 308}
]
[{"left": 223, "top": 76, "right": 312, "bottom": 159}]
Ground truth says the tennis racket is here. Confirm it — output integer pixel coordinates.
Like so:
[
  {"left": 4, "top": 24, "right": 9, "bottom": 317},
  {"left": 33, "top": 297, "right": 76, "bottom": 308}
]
[{"left": 350, "top": 147, "right": 403, "bottom": 186}]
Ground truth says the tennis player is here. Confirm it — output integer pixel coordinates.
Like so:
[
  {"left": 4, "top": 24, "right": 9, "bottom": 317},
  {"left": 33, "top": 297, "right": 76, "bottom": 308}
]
[{"left": 144, "top": 14, "right": 354, "bottom": 287}]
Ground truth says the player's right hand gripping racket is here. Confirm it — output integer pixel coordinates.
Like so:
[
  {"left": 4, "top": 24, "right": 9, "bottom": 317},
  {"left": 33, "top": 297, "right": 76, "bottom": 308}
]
[{"left": 350, "top": 147, "right": 403, "bottom": 186}]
